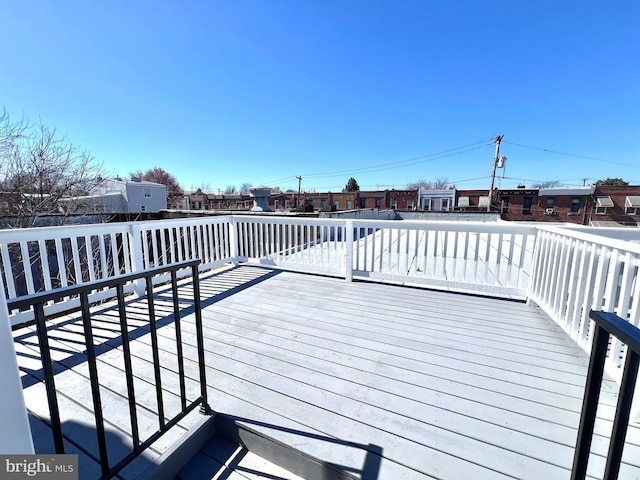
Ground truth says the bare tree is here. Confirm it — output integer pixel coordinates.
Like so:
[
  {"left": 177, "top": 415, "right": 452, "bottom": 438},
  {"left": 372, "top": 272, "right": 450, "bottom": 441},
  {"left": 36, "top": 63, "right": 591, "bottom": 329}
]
[
  {"left": 532, "top": 180, "right": 563, "bottom": 188},
  {"left": 225, "top": 185, "right": 237, "bottom": 194},
  {"left": 240, "top": 183, "right": 252, "bottom": 194},
  {"left": 129, "top": 167, "right": 183, "bottom": 205},
  {"left": 408, "top": 180, "right": 432, "bottom": 190},
  {"left": 1, "top": 116, "right": 104, "bottom": 227},
  {"left": 406, "top": 178, "right": 449, "bottom": 190}
]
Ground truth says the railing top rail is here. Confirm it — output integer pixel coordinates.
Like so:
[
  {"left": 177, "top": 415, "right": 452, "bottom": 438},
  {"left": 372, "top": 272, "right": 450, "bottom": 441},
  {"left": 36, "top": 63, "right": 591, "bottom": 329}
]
[
  {"left": 535, "top": 225, "right": 640, "bottom": 254},
  {"left": 232, "top": 215, "right": 538, "bottom": 233},
  {"left": 6, "top": 259, "right": 200, "bottom": 311},
  {"left": 350, "top": 218, "right": 538, "bottom": 233},
  {"left": 132, "top": 216, "right": 233, "bottom": 229},
  {"left": 589, "top": 310, "right": 640, "bottom": 354},
  {"left": 232, "top": 215, "right": 345, "bottom": 226},
  {"left": 0, "top": 222, "right": 132, "bottom": 242}
]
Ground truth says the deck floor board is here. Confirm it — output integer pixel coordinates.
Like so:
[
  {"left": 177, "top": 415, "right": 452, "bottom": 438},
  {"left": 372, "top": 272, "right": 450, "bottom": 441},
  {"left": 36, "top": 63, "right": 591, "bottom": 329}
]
[{"left": 14, "top": 265, "right": 640, "bottom": 479}]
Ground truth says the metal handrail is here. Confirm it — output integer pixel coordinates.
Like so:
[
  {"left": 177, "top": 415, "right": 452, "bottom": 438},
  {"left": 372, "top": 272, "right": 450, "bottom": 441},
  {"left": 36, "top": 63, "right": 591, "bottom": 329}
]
[
  {"left": 571, "top": 310, "right": 640, "bottom": 480},
  {"left": 9, "top": 259, "right": 210, "bottom": 479}
]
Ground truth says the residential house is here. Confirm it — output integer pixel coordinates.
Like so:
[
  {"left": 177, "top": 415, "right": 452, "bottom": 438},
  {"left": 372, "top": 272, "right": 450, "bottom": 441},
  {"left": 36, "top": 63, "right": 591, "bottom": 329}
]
[
  {"left": 418, "top": 188, "right": 456, "bottom": 211},
  {"left": 388, "top": 189, "right": 418, "bottom": 210},
  {"left": 74, "top": 177, "right": 167, "bottom": 214},
  {"left": 589, "top": 185, "right": 640, "bottom": 227}
]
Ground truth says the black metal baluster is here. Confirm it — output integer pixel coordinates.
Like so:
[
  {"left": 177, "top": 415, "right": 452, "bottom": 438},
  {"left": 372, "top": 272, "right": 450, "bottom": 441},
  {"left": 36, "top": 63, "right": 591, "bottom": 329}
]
[
  {"left": 116, "top": 283, "right": 139, "bottom": 448},
  {"left": 145, "top": 276, "right": 165, "bottom": 429},
  {"left": 80, "top": 292, "right": 110, "bottom": 477},
  {"left": 171, "top": 270, "right": 187, "bottom": 410},
  {"left": 191, "top": 264, "right": 210, "bottom": 413},
  {"left": 603, "top": 349, "right": 640, "bottom": 480},
  {"left": 34, "top": 302, "right": 65, "bottom": 454},
  {"left": 571, "top": 323, "right": 609, "bottom": 480}
]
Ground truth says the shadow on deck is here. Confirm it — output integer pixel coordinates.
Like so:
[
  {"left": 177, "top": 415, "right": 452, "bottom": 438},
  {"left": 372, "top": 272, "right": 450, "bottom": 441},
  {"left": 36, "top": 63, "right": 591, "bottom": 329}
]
[{"left": 13, "top": 265, "right": 640, "bottom": 479}]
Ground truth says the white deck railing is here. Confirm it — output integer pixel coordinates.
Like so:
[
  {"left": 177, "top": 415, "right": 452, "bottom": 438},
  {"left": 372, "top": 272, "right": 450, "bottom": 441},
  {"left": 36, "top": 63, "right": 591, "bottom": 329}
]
[
  {"left": 1, "top": 218, "right": 234, "bottom": 325},
  {"left": 1, "top": 214, "right": 638, "bottom": 377},
  {"left": 528, "top": 225, "right": 640, "bottom": 382}
]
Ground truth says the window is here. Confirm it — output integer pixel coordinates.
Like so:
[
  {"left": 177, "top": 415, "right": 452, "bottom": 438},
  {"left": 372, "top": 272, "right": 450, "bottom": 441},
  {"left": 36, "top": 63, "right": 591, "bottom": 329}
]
[
  {"left": 625, "top": 196, "right": 640, "bottom": 215},
  {"left": 407, "top": 200, "right": 414, "bottom": 210},
  {"left": 478, "top": 196, "right": 490, "bottom": 209},
  {"left": 244, "top": 201, "right": 250, "bottom": 208},
  {"left": 522, "top": 197, "right": 532, "bottom": 214},
  {"left": 140, "top": 205, "right": 147, "bottom": 212},
  {"left": 321, "top": 199, "right": 326, "bottom": 209},
  {"left": 285, "top": 200, "right": 291, "bottom": 208},
  {"left": 144, "top": 188, "right": 151, "bottom": 198},
  {"left": 501, "top": 196, "right": 509, "bottom": 214},
  {"left": 346, "top": 200, "right": 353, "bottom": 209},
  {"left": 375, "top": 198, "right": 381, "bottom": 209},
  {"left": 360, "top": 198, "right": 366, "bottom": 208},
  {"left": 441, "top": 198, "right": 451, "bottom": 211},
  {"left": 546, "top": 198, "right": 555, "bottom": 209},
  {"left": 334, "top": 200, "right": 340, "bottom": 210},
  {"left": 274, "top": 200, "right": 280, "bottom": 209},
  {"left": 422, "top": 198, "right": 432, "bottom": 211},
  {"left": 390, "top": 200, "right": 397, "bottom": 210},
  {"left": 458, "top": 196, "right": 469, "bottom": 210},
  {"left": 570, "top": 198, "right": 581, "bottom": 214},
  {"left": 596, "top": 196, "right": 613, "bottom": 214}
]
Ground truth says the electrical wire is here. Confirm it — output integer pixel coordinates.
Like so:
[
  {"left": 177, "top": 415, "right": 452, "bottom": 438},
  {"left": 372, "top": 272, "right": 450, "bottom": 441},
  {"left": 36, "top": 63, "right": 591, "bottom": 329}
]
[
  {"left": 302, "top": 140, "right": 493, "bottom": 178},
  {"left": 265, "top": 137, "right": 497, "bottom": 188},
  {"left": 503, "top": 140, "right": 639, "bottom": 168}
]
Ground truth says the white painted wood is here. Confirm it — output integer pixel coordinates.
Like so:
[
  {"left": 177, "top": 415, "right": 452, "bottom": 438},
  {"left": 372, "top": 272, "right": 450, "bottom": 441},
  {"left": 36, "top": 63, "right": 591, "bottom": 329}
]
[
  {"left": 0, "top": 276, "right": 33, "bottom": 453},
  {"left": 17, "top": 266, "right": 640, "bottom": 479}
]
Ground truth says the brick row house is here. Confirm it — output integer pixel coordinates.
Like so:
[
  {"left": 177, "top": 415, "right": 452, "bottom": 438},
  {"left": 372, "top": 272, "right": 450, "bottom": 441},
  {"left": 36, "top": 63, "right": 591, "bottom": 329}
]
[
  {"left": 174, "top": 185, "right": 640, "bottom": 228},
  {"left": 460, "top": 185, "right": 640, "bottom": 226}
]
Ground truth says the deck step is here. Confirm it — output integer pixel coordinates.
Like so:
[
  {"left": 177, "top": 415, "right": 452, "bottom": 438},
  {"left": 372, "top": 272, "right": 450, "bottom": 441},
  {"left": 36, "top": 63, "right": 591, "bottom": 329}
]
[{"left": 177, "top": 435, "right": 305, "bottom": 480}]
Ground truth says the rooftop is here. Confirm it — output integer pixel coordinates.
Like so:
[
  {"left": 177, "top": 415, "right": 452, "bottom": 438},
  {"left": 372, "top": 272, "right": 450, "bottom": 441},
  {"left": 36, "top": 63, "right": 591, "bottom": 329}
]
[
  {"left": 2, "top": 215, "right": 640, "bottom": 479},
  {"left": 13, "top": 265, "right": 640, "bottom": 479}
]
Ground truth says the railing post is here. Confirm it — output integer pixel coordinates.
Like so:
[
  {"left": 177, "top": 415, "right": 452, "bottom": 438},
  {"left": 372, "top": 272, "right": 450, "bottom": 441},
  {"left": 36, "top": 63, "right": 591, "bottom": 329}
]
[
  {"left": 229, "top": 216, "right": 239, "bottom": 265},
  {"left": 571, "top": 322, "right": 609, "bottom": 480},
  {"left": 130, "top": 223, "right": 146, "bottom": 296},
  {"left": 345, "top": 220, "right": 354, "bottom": 282},
  {"left": 0, "top": 276, "right": 34, "bottom": 454},
  {"left": 526, "top": 228, "right": 542, "bottom": 305}
]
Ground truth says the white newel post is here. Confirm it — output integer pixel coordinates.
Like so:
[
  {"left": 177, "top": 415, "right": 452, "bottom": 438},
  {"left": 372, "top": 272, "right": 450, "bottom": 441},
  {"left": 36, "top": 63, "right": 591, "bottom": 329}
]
[
  {"left": 130, "top": 223, "right": 146, "bottom": 296},
  {"left": 345, "top": 220, "right": 354, "bottom": 282},
  {"left": 0, "top": 275, "right": 34, "bottom": 453},
  {"left": 230, "top": 217, "right": 239, "bottom": 265}
]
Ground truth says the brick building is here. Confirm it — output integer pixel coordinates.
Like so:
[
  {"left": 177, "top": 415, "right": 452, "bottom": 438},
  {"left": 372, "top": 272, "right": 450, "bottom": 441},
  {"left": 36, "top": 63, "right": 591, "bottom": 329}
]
[
  {"left": 454, "top": 189, "right": 493, "bottom": 212},
  {"left": 588, "top": 185, "right": 640, "bottom": 226},
  {"left": 388, "top": 190, "right": 418, "bottom": 210}
]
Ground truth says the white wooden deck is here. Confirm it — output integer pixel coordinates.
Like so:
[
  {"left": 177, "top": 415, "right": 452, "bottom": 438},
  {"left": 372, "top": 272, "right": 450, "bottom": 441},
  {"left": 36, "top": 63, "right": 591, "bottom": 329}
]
[{"left": 13, "top": 265, "right": 640, "bottom": 479}]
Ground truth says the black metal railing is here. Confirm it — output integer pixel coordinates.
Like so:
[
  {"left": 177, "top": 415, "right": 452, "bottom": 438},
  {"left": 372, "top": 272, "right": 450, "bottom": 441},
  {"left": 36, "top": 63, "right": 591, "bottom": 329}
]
[
  {"left": 571, "top": 310, "right": 640, "bottom": 480},
  {"left": 8, "top": 259, "right": 210, "bottom": 479}
]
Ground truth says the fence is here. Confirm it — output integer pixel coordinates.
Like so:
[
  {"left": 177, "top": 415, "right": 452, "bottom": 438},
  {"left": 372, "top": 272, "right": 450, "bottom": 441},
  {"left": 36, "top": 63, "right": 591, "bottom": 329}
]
[
  {"left": 1, "top": 218, "right": 234, "bottom": 325},
  {"left": 528, "top": 225, "right": 640, "bottom": 382}
]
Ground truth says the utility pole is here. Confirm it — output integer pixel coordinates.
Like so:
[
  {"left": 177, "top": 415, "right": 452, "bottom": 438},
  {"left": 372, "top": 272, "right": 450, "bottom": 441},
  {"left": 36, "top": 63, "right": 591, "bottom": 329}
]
[
  {"left": 296, "top": 176, "right": 302, "bottom": 210},
  {"left": 488, "top": 135, "right": 504, "bottom": 212}
]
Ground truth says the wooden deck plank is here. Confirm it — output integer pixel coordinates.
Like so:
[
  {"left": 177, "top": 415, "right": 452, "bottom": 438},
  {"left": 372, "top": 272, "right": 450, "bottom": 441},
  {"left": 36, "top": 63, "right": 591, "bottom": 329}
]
[{"left": 15, "top": 265, "right": 640, "bottom": 480}]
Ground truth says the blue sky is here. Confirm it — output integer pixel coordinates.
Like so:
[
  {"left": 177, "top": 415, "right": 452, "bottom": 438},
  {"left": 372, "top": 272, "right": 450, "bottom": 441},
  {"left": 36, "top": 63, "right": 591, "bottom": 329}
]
[{"left": 1, "top": 1, "right": 638, "bottom": 193}]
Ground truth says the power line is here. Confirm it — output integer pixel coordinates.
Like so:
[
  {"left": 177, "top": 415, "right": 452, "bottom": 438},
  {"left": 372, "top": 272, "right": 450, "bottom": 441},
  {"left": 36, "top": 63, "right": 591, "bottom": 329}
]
[
  {"left": 301, "top": 142, "right": 494, "bottom": 180},
  {"left": 264, "top": 138, "right": 495, "bottom": 186},
  {"left": 503, "top": 140, "right": 640, "bottom": 168}
]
